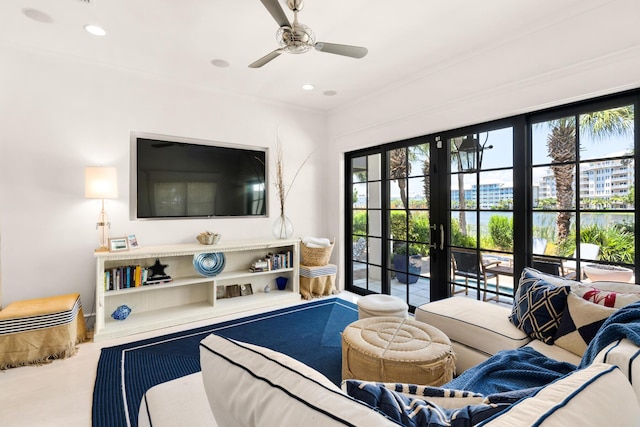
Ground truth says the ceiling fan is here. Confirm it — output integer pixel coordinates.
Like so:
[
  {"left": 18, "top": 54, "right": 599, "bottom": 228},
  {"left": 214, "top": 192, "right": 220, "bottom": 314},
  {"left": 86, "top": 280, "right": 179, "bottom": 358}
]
[{"left": 249, "top": 0, "right": 368, "bottom": 68}]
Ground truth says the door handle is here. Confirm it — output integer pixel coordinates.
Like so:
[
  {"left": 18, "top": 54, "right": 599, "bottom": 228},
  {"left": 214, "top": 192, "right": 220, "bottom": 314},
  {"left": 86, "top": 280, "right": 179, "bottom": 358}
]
[
  {"left": 428, "top": 224, "right": 437, "bottom": 249},
  {"left": 440, "top": 224, "right": 445, "bottom": 250}
]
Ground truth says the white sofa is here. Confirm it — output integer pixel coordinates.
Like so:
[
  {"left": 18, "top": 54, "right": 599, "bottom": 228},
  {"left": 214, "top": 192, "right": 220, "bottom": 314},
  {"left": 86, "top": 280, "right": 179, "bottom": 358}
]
[
  {"left": 138, "top": 269, "right": 640, "bottom": 426},
  {"left": 415, "top": 268, "right": 640, "bottom": 402},
  {"left": 139, "top": 333, "right": 640, "bottom": 427}
]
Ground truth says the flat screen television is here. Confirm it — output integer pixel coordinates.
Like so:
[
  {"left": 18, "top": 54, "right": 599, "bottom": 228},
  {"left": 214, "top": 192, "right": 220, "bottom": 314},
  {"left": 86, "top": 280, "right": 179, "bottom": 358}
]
[{"left": 131, "top": 133, "right": 267, "bottom": 219}]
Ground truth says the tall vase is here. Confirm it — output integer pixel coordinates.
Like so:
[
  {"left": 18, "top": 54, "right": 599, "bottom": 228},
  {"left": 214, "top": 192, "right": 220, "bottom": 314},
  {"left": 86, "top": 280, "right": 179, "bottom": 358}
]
[{"left": 272, "top": 213, "right": 294, "bottom": 239}]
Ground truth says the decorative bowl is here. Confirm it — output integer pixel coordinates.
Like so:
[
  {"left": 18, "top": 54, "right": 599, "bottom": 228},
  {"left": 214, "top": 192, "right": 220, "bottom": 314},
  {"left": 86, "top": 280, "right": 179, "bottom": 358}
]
[
  {"left": 193, "top": 252, "right": 226, "bottom": 277},
  {"left": 197, "top": 232, "right": 221, "bottom": 245}
]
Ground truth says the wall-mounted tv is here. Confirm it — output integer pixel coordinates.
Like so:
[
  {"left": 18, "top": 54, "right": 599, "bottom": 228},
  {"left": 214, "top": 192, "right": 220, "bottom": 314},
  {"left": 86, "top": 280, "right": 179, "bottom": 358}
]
[{"left": 130, "top": 133, "right": 267, "bottom": 219}]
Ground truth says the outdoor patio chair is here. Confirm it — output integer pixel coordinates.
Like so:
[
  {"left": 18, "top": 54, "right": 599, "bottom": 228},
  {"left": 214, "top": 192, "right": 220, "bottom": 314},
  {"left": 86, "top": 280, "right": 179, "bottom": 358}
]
[
  {"left": 532, "top": 258, "right": 576, "bottom": 279},
  {"left": 563, "top": 243, "right": 600, "bottom": 279},
  {"left": 451, "top": 249, "right": 500, "bottom": 301},
  {"left": 532, "top": 238, "right": 548, "bottom": 255}
]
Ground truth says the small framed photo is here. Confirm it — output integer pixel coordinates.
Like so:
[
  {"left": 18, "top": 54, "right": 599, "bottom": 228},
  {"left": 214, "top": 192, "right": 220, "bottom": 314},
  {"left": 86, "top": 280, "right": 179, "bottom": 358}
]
[
  {"left": 240, "top": 283, "right": 253, "bottom": 296},
  {"left": 109, "top": 237, "right": 129, "bottom": 252},
  {"left": 127, "top": 234, "right": 139, "bottom": 249},
  {"left": 225, "top": 284, "right": 241, "bottom": 299},
  {"left": 216, "top": 286, "right": 226, "bottom": 300}
]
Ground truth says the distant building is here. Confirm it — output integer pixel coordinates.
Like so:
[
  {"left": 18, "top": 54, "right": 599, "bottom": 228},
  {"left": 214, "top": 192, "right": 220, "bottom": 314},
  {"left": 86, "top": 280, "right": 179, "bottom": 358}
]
[{"left": 449, "top": 154, "right": 634, "bottom": 209}]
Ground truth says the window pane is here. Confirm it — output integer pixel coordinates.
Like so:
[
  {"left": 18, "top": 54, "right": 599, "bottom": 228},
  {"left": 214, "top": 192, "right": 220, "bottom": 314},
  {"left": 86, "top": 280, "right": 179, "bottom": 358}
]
[
  {"left": 408, "top": 143, "right": 430, "bottom": 178},
  {"left": 352, "top": 156, "right": 367, "bottom": 182},
  {"left": 451, "top": 211, "right": 477, "bottom": 248},
  {"left": 479, "top": 171, "right": 513, "bottom": 209},
  {"left": 579, "top": 158, "right": 634, "bottom": 211},
  {"left": 451, "top": 173, "right": 476, "bottom": 209},
  {"left": 353, "top": 209, "right": 366, "bottom": 236},
  {"left": 578, "top": 105, "right": 634, "bottom": 161},
  {"left": 532, "top": 116, "right": 577, "bottom": 165},
  {"left": 368, "top": 210, "right": 382, "bottom": 237},
  {"left": 368, "top": 181, "right": 381, "bottom": 209},
  {"left": 353, "top": 183, "right": 366, "bottom": 208},
  {"left": 408, "top": 176, "right": 428, "bottom": 208},
  {"left": 580, "top": 213, "right": 635, "bottom": 264},
  {"left": 480, "top": 212, "right": 513, "bottom": 252},
  {"left": 368, "top": 237, "right": 382, "bottom": 266},
  {"left": 368, "top": 154, "right": 381, "bottom": 181},
  {"left": 479, "top": 128, "right": 513, "bottom": 170}
]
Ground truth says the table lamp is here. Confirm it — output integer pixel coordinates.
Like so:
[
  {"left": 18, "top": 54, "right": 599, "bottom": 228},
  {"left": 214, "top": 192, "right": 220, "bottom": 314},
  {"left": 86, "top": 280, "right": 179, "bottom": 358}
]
[{"left": 85, "top": 166, "right": 118, "bottom": 252}]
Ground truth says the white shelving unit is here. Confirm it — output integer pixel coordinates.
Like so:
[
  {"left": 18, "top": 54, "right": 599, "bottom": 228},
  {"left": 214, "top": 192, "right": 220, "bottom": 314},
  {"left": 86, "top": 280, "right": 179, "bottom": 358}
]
[{"left": 93, "top": 239, "right": 300, "bottom": 341}]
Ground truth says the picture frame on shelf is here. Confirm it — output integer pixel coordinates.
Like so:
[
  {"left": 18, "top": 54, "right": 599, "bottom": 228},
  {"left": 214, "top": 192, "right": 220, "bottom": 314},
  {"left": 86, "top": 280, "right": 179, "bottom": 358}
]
[
  {"left": 127, "top": 234, "right": 139, "bottom": 249},
  {"left": 216, "top": 286, "right": 226, "bottom": 300},
  {"left": 226, "top": 284, "right": 241, "bottom": 298},
  {"left": 109, "top": 237, "right": 129, "bottom": 252},
  {"left": 240, "top": 283, "right": 253, "bottom": 296}
]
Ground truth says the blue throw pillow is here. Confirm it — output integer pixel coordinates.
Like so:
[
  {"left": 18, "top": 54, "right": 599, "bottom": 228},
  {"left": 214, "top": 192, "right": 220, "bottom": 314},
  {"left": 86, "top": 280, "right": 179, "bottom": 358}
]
[
  {"left": 510, "top": 271, "right": 570, "bottom": 344},
  {"left": 343, "top": 380, "right": 510, "bottom": 427}
]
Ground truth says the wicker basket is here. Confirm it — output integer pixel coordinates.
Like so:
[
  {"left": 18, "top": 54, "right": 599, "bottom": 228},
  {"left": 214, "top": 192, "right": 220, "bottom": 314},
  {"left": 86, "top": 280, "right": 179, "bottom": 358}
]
[{"left": 300, "top": 241, "right": 334, "bottom": 266}]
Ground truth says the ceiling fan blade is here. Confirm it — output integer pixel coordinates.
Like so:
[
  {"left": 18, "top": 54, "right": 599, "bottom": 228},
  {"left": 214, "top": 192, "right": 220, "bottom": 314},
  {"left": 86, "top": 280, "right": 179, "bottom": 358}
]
[
  {"left": 248, "top": 49, "right": 283, "bottom": 68},
  {"left": 259, "top": 0, "right": 291, "bottom": 28},
  {"left": 314, "top": 42, "right": 368, "bottom": 59}
]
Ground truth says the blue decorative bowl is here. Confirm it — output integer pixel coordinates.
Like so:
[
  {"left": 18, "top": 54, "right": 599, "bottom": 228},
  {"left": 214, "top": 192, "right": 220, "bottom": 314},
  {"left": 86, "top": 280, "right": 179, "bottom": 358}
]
[{"left": 193, "top": 252, "right": 226, "bottom": 277}]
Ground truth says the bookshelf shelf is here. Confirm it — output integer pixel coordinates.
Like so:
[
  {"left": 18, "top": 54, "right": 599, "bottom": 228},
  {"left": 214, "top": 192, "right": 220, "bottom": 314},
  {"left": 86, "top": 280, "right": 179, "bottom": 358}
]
[{"left": 94, "top": 239, "right": 300, "bottom": 341}]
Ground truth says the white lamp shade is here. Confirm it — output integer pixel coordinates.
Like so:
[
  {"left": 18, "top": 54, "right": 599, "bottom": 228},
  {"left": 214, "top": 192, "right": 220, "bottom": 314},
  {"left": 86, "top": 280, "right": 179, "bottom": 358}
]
[{"left": 85, "top": 167, "right": 118, "bottom": 199}]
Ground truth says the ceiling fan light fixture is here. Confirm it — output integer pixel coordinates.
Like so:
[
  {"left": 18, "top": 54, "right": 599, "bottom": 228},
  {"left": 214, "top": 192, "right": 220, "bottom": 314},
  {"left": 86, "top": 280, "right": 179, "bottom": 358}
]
[{"left": 277, "top": 23, "right": 315, "bottom": 54}]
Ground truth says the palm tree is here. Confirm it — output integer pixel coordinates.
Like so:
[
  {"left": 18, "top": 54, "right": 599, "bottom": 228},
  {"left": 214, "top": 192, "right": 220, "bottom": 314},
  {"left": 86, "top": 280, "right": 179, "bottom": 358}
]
[
  {"left": 389, "top": 148, "right": 411, "bottom": 211},
  {"left": 545, "top": 106, "right": 634, "bottom": 243}
]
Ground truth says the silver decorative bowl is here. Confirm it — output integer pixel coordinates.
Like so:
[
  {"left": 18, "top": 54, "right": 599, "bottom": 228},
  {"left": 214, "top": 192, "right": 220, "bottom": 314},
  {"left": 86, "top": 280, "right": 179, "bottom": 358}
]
[{"left": 197, "top": 232, "right": 221, "bottom": 245}]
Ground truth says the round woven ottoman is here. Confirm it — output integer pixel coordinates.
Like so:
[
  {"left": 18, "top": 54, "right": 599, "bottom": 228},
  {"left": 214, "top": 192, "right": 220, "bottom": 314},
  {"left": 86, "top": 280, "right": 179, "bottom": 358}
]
[
  {"left": 357, "top": 294, "right": 408, "bottom": 319},
  {"left": 341, "top": 316, "right": 455, "bottom": 385}
]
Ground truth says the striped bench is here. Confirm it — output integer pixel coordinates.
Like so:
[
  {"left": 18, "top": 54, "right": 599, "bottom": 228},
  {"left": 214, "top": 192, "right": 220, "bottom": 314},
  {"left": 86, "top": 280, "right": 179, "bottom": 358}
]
[{"left": 0, "top": 293, "right": 87, "bottom": 369}]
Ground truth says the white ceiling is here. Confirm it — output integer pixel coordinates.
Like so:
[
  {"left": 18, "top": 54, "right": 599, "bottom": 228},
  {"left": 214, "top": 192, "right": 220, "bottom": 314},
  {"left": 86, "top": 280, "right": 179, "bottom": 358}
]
[{"left": 2, "top": 0, "right": 640, "bottom": 114}]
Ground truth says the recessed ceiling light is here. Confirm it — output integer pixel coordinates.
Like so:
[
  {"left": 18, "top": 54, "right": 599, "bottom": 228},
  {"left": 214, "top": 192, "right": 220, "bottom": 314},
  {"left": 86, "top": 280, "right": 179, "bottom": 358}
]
[
  {"left": 84, "top": 25, "right": 107, "bottom": 36},
  {"left": 323, "top": 90, "right": 337, "bottom": 96},
  {"left": 302, "top": 84, "right": 315, "bottom": 91},
  {"left": 22, "top": 8, "right": 53, "bottom": 24},
  {"left": 211, "top": 59, "right": 230, "bottom": 68}
]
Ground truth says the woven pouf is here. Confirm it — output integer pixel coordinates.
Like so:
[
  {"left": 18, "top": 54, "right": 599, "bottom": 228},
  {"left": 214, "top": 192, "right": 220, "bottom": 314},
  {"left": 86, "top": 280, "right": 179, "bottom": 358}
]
[
  {"left": 341, "top": 316, "right": 455, "bottom": 385},
  {"left": 357, "top": 294, "right": 408, "bottom": 319}
]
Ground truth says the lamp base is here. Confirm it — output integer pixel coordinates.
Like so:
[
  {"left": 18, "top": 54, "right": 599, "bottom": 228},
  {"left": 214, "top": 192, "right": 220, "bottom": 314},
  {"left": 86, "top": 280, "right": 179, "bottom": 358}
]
[{"left": 95, "top": 247, "right": 110, "bottom": 253}]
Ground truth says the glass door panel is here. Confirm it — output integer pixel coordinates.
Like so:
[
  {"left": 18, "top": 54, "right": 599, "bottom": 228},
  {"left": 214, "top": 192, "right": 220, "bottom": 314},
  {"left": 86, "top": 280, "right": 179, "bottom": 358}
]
[{"left": 449, "top": 127, "right": 515, "bottom": 302}]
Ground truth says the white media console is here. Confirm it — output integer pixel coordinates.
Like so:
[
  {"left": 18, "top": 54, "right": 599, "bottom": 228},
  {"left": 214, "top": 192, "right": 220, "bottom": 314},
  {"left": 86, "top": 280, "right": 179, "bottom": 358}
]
[{"left": 93, "top": 239, "right": 300, "bottom": 341}]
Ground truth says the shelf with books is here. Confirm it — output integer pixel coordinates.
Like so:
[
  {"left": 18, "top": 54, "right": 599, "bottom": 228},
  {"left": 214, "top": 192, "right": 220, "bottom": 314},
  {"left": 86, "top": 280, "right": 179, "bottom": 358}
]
[{"left": 93, "top": 239, "right": 300, "bottom": 341}]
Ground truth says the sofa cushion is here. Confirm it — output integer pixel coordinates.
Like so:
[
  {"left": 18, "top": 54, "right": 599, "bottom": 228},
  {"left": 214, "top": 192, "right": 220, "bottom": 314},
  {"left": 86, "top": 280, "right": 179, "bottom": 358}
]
[
  {"left": 592, "top": 338, "right": 640, "bottom": 405},
  {"left": 510, "top": 271, "right": 570, "bottom": 344},
  {"left": 138, "top": 372, "right": 213, "bottom": 427},
  {"left": 478, "top": 363, "right": 640, "bottom": 426},
  {"left": 343, "top": 380, "right": 511, "bottom": 427},
  {"left": 523, "top": 340, "right": 581, "bottom": 366},
  {"left": 199, "top": 334, "right": 401, "bottom": 427},
  {"left": 553, "top": 293, "right": 616, "bottom": 356},
  {"left": 415, "top": 297, "right": 530, "bottom": 360}
]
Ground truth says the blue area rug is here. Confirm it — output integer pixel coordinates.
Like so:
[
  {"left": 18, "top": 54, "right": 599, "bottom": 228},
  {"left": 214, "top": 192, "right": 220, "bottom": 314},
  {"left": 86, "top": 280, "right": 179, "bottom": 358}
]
[{"left": 92, "top": 297, "right": 358, "bottom": 427}]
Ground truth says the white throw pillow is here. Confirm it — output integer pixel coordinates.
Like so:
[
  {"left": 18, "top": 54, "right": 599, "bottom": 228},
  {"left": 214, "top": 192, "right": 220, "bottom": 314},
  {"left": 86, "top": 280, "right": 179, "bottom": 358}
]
[
  {"left": 199, "top": 334, "right": 400, "bottom": 427},
  {"left": 478, "top": 363, "right": 640, "bottom": 426}
]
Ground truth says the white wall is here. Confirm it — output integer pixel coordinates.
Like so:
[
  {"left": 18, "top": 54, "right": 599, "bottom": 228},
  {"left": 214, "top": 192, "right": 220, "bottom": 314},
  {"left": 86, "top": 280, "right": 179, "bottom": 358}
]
[{"left": 0, "top": 44, "right": 329, "bottom": 313}]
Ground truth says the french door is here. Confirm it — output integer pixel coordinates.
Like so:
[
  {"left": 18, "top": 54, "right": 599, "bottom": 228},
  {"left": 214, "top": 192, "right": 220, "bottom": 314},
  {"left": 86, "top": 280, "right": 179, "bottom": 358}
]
[{"left": 346, "top": 90, "right": 638, "bottom": 311}]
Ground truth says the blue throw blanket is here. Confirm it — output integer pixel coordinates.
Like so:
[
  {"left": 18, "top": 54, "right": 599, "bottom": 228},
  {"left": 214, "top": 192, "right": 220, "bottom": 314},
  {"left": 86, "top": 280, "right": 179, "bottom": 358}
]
[
  {"left": 579, "top": 300, "right": 640, "bottom": 368},
  {"left": 443, "top": 346, "right": 576, "bottom": 396}
]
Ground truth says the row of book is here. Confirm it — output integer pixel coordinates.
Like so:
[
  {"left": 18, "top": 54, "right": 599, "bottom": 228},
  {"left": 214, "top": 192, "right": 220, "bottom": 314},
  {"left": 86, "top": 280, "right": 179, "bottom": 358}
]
[
  {"left": 104, "top": 265, "right": 172, "bottom": 291},
  {"left": 249, "top": 251, "right": 293, "bottom": 273}
]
